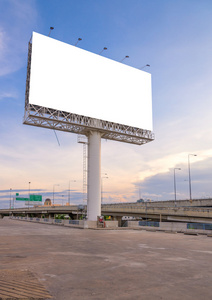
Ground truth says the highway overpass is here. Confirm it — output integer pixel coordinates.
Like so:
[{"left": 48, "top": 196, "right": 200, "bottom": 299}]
[{"left": 1, "top": 199, "right": 212, "bottom": 224}]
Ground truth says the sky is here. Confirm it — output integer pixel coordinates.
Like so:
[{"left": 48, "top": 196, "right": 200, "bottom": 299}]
[{"left": 1, "top": 0, "right": 212, "bottom": 208}]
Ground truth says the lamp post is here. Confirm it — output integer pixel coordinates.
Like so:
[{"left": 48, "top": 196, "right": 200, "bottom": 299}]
[
  {"left": 9, "top": 188, "right": 12, "bottom": 209},
  {"left": 28, "top": 182, "right": 31, "bottom": 208},
  {"left": 101, "top": 176, "right": 108, "bottom": 203},
  {"left": 68, "top": 180, "right": 76, "bottom": 205},
  {"left": 53, "top": 184, "right": 60, "bottom": 205},
  {"left": 174, "top": 168, "right": 181, "bottom": 207},
  {"left": 61, "top": 195, "right": 64, "bottom": 206},
  {"left": 188, "top": 154, "right": 197, "bottom": 202},
  {"left": 138, "top": 185, "right": 141, "bottom": 201}
]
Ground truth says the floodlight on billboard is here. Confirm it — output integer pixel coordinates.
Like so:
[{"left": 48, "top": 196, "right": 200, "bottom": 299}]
[{"left": 24, "top": 32, "right": 154, "bottom": 145}]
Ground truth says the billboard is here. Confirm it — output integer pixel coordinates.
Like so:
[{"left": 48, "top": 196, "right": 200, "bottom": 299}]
[{"left": 28, "top": 32, "right": 153, "bottom": 131}]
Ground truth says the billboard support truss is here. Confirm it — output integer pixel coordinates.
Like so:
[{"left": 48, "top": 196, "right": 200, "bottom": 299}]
[
  {"left": 24, "top": 40, "right": 154, "bottom": 146},
  {"left": 24, "top": 103, "right": 154, "bottom": 145}
]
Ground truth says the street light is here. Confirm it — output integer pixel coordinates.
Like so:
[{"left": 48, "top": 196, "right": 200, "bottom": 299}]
[
  {"left": 101, "top": 176, "right": 108, "bottom": 203},
  {"left": 53, "top": 184, "right": 60, "bottom": 205},
  {"left": 68, "top": 180, "right": 76, "bottom": 205},
  {"left": 61, "top": 195, "right": 64, "bottom": 206},
  {"left": 28, "top": 182, "right": 31, "bottom": 208},
  {"left": 188, "top": 154, "right": 197, "bottom": 202},
  {"left": 174, "top": 168, "right": 181, "bottom": 207},
  {"left": 9, "top": 188, "right": 12, "bottom": 209}
]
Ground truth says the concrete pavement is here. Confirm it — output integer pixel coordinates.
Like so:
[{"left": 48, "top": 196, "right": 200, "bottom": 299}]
[{"left": 0, "top": 218, "right": 212, "bottom": 300}]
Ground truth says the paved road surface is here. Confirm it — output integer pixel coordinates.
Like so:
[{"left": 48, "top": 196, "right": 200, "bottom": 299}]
[{"left": 0, "top": 218, "right": 212, "bottom": 299}]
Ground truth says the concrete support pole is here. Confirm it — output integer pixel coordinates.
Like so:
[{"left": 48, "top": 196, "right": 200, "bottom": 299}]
[{"left": 87, "top": 131, "right": 101, "bottom": 221}]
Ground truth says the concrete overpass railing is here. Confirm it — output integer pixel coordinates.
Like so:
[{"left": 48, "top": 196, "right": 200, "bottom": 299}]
[
  {"left": 9, "top": 216, "right": 97, "bottom": 228},
  {"left": 9, "top": 216, "right": 117, "bottom": 229},
  {"left": 126, "top": 221, "right": 212, "bottom": 235},
  {"left": 8, "top": 216, "right": 212, "bottom": 235},
  {"left": 102, "top": 205, "right": 212, "bottom": 220}
]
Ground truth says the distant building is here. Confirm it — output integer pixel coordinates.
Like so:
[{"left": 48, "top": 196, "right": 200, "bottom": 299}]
[
  {"left": 137, "top": 198, "right": 144, "bottom": 203},
  {"left": 44, "top": 198, "right": 52, "bottom": 206}
]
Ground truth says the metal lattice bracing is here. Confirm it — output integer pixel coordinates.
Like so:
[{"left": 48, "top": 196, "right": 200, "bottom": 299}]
[
  {"left": 23, "top": 103, "right": 154, "bottom": 145},
  {"left": 24, "top": 41, "right": 154, "bottom": 145},
  {"left": 77, "top": 135, "right": 88, "bottom": 203}
]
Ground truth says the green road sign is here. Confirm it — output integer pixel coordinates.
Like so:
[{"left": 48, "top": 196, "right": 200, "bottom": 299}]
[
  {"left": 16, "top": 197, "right": 29, "bottom": 201},
  {"left": 16, "top": 193, "right": 19, "bottom": 196},
  {"left": 29, "top": 195, "right": 42, "bottom": 202},
  {"left": 16, "top": 195, "right": 42, "bottom": 202}
]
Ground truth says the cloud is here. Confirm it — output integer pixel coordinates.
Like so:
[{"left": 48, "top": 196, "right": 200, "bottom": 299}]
[
  {"left": 133, "top": 156, "right": 212, "bottom": 201},
  {"left": 0, "top": 124, "right": 84, "bottom": 195},
  {"left": 137, "top": 149, "right": 212, "bottom": 182},
  {"left": 0, "top": 28, "right": 7, "bottom": 53},
  {"left": 0, "top": 91, "right": 18, "bottom": 101},
  {"left": 0, "top": 0, "right": 37, "bottom": 76}
]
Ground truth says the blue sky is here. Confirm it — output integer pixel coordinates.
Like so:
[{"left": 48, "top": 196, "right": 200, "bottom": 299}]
[{"left": 1, "top": 0, "right": 212, "bottom": 208}]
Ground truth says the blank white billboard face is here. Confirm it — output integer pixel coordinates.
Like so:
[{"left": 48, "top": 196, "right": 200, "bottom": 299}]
[{"left": 29, "top": 32, "right": 153, "bottom": 131}]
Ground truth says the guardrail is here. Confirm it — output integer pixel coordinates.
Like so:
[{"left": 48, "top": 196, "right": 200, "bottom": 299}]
[
  {"left": 126, "top": 220, "right": 212, "bottom": 235},
  {"left": 9, "top": 216, "right": 212, "bottom": 234},
  {"left": 69, "top": 220, "right": 80, "bottom": 225},
  {"left": 9, "top": 216, "right": 98, "bottom": 229},
  {"left": 187, "top": 223, "right": 212, "bottom": 230},
  {"left": 138, "top": 221, "right": 160, "bottom": 227}
]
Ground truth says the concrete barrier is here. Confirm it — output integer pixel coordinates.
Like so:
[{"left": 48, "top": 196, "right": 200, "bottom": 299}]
[
  {"left": 64, "top": 220, "right": 97, "bottom": 229},
  {"left": 64, "top": 220, "right": 83, "bottom": 228},
  {"left": 160, "top": 222, "right": 187, "bottom": 232},
  {"left": 9, "top": 217, "right": 212, "bottom": 234},
  {"left": 104, "top": 221, "right": 118, "bottom": 228},
  {"left": 126, "top": 220, "right": 212, "bottom": 234},
  {"left": 84, "top": 221, "right": 97, "bottom": 229},
  {"left": 52, "top": 219, "right": 64, "bottom": 225},
  {"left": 40, "top": 218, "right": 52, "bottom": 224},
  {"left": 127, "top": 221, "right": 139, "bottom": 227},
  {"left": 184, "top": 229, "right": 212, "bottom": 235}
]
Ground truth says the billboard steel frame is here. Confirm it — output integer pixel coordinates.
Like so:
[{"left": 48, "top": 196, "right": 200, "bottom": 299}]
[
  {"left": 24, "top": 41, "right": 154, "bottom": 146},
  {"left": 24, "top": 103, "right": 154, "bottom": 145},
  {"left": 24, "top": 39, "right": 155, "bottom": 221}
]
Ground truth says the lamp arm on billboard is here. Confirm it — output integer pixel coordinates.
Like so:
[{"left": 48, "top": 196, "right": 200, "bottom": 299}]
[
  {"left": 120, "top": 55, "right": 129, "bottom": 63},
  {"left": 48, "top": 27, "right": 54, "bottom": 37},
  {"left": 75, "top": 38, "right": 82, "bottom": 46}
]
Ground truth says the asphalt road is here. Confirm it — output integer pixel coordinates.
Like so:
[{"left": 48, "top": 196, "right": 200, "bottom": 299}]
[{"left": 0, "top": 218, "right": 212, "bottom": 300}]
